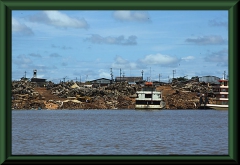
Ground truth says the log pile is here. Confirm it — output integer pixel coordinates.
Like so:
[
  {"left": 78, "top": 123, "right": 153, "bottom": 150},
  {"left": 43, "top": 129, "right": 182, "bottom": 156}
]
[{"left": 11, "top": 79, "right": 213, "bottom": 110}]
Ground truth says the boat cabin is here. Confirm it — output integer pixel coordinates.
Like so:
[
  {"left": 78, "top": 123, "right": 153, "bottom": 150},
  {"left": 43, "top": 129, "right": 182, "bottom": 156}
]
[{"left": 135, "top": 82, "right": 165, "bottom": 109}]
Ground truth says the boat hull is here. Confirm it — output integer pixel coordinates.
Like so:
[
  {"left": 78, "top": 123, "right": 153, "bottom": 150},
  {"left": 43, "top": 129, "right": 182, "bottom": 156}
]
[
  {"left": 135, "top": 101, "right": 165, "bottom": 110},
  {"left": 135, "top": 104, "right": 164, "bottom": 109},
  {"left": 200, "top": 104, "right": 228, "bottom": 110}
]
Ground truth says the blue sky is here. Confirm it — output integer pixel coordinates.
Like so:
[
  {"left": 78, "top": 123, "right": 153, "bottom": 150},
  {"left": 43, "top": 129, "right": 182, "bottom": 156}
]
[{"left": 12, "top": 10, "right": 228, "bottom": 83}]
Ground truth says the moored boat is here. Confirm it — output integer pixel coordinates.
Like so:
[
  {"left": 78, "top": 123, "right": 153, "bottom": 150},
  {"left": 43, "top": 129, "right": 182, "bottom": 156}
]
[
  {"left": 200, "top": 77, "right": 228, "bottom": 110},
  {"left": 202, "top": 104, "right": 228, "bottom": 110},
  {"left": 135, "top": 82, "right": 165, "bottom": 110}
]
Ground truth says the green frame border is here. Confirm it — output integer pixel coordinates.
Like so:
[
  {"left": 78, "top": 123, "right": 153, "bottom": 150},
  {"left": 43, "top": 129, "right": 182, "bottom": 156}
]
[{"left": 0, "top": 0, "right": 238, "bottom": 164}]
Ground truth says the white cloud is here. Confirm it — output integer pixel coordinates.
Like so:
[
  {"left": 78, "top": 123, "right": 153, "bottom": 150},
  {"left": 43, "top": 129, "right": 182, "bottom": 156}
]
[
  {"left": 61, "top": 62, "right": 68, "bottom": 66},
  {"left": 205, "top": 49, "right": 228, "bottom": 63},
  {"left": 12, "top": 18, "right": 34, "bottom": 36},
  {"left": 111, "top": 56, "right": 137, "bottom": 69},
  {"left": 49, "top": 53, "right": 61, "bottom": 57},
  {"left": 36, "top": 74, "right": 45, "bottom": 78},
  {"left": 99, "top": 70, "right": 111, "bottom": 79},
  {"left": 16, "top": 54, "right": 32, "bottom": 64},
  {"left": 185, "top": 35, "right": 226, "bottom": 45},
  {"left": 140, "top": 53, "right": 180, "bottom": 66},
  {"left": 85, "top": 34, "right": 137, "bottom": 45},
  {"left": 181, "top": 56, "right": 194, "bottom": 61},
  {"left": 29, "top": 10, "right": 89, "bottom": 29},
  {"left": 208, "top": 19, "right": 227, "bottom": 28},
  {"left": 113, "top": 11, "right": 150, "bottom": 22},
  {"left": 51, "top": 44, "right": 72, "bottom": 49},
  {"left": 29, "top": 53, "right": 42, "bottom": 58},
  {"left": 12, "top": 54, "right": 33, "bottom": 69}
]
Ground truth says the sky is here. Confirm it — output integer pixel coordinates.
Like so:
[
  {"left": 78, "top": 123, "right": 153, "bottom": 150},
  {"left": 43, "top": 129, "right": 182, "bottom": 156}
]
[{"left": 12, "top": 10, "right": 228, "bottom": 83}]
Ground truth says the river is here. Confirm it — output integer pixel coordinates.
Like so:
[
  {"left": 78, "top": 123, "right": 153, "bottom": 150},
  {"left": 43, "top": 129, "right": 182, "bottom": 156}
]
[{"left": 12, "top": 109, "right": 228, "bottom": 155}]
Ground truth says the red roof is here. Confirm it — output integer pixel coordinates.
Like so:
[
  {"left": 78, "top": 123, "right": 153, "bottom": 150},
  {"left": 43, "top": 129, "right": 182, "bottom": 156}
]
[
  {"left": 145, "top": 82, "right": 153, "bottom": 86},
  {"left": 218, "top": 79, "right": 228, "bottom": 82}
]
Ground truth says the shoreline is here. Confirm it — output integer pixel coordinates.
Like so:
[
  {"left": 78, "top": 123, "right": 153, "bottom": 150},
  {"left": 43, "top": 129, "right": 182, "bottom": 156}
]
[
  {"left": 12, "top": 108, "right": 214, "bottom": 111},
  {"left": 12, "top": 80, "right": 213, "bottom": 110}
]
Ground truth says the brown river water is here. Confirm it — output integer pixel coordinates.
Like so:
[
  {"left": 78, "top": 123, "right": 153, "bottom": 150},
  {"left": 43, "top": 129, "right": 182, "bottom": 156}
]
[{"left": 12, "top": 109, "right": 228, "bottom": 155}]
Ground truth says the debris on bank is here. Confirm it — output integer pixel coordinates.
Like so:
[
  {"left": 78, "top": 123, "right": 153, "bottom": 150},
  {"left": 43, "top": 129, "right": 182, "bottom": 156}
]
[{"left": 11, "top": 79, "right": 213, "bottom": 110}]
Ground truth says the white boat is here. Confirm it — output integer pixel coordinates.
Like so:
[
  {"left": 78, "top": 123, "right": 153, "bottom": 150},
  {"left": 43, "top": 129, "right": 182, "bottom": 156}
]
[
  {"left": 202, "top": 104, "right": 228, "bottom": 110},
  {"left": 201, "top": 77, "right": 228, "bottom": 110},
  {"left": 135, "top": 82, "right": 165, "bottom": 110}
]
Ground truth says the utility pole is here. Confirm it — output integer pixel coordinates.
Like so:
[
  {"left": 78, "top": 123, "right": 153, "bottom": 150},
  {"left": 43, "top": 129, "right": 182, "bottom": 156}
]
[
  {"left": 173, "top": 70, "right": 176, "bottom": 79},
  {"left": 76, "top": 77, "right": 77, "bottom": 82},
  {"left": 159, "top": 74, "right": 161, "bottom": 83},
  {"left": 63, "top": 76, "right": 67, "bottom": 83},
  {"left": 150, "top": 67, "right": 151, "bottom": 82},
  {"left": 110, "top": 68, "right": 113, "bottom": 83},
  {"left": 120, "top": 68, "right": 122, "bottom": 82},
  {"left": 223, "top": 71, "right": 226, "bottom": 79},
  {"left": 141, "top": 70, "right": 144, "bottom": 81}
]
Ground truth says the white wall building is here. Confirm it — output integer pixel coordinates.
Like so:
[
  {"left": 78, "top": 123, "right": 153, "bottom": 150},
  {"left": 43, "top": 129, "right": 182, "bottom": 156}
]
[{"left": 199, "top": 76, "right": 220, "bottom": 84}]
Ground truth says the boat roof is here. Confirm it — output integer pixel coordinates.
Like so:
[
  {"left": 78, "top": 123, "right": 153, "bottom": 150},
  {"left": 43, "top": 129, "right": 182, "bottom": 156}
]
[
  {"left": 144, "top": 82, "right": 153, "bottom": 86},
  {"left": 219, "top": 79, "right": 228, "bottom": 82}
]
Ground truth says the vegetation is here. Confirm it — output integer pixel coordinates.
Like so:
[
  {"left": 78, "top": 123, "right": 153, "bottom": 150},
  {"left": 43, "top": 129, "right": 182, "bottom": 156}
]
[{"left": 173, "top": 76, "right": 188, "bottom": 82}]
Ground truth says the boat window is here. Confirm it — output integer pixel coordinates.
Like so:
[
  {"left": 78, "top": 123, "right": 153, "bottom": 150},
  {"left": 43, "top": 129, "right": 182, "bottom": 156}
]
[
  {"left": 136, "top": 100, "right": 161, "bottom": 105},
  {"left": 153, "top": 101, "right": 160, "bottom": 105},
  {"left": 136, "top": 100, "right": 147, "bottom": 104},
  {"left": 224, "top": 81, "right": 228, "bottom": 86},
  {"left": 145, "top": 94, "right": 152, "bottom": 98}
]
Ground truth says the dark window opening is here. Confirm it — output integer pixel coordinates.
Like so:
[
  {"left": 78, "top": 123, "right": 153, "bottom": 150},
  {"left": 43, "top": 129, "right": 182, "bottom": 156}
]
[
  {"left": 145, "top": 94, "right": 152, "bottom": 98},
  {"left": 136, "top": 101, "right": 160, "bottom": 105}
]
